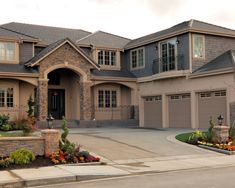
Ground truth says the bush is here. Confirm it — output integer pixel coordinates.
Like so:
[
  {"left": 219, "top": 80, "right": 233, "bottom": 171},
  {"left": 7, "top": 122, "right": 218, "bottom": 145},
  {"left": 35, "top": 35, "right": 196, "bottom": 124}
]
[
  {"left": 10, "top": 149, "right": 35, "bottom": 165},
  {"left": 0, "top": 114, "right": 9, "bottom": 127},
  {"left": 188, "top": 130, "right": 206, "bottom": 145},
  {"left": 59, "top": 118, "right": 75, "bottom": 154},
  {"left": 0, "top": 124, "right": 12, "bottom": 131},
  {"left": 0, "top": 157, "right": 13, "bottom": 168}
]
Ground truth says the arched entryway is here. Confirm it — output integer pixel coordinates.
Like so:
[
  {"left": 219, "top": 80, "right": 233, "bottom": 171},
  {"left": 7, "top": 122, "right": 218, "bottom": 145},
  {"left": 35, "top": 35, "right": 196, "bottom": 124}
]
[
  {"left": 47, "top": 68, "right": 81, "bottom": 120},
  {"left": 91, "top": 82, "right": 138, "bottom": 120}
]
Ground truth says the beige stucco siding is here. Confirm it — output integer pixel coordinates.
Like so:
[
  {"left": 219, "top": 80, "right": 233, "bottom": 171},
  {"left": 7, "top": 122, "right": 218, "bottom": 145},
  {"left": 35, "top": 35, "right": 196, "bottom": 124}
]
[
  {"left": 139, "top": 73, "right": 235, "bottom": 128},
  {"left": 19, "top": 81, "right": 35, "bottom": 118}
]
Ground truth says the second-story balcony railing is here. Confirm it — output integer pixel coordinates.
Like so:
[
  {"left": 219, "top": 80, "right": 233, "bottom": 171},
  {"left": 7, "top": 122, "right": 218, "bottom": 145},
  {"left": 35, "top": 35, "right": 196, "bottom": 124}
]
[{"left": 152, "top": 54, "right": 185, "bottom": 74}]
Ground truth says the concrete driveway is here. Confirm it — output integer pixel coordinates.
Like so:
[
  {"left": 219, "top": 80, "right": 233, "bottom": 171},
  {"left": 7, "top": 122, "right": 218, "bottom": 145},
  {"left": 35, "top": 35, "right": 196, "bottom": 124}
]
[{"left": 68, "top": 127, "right": 221, "bottom": 163}]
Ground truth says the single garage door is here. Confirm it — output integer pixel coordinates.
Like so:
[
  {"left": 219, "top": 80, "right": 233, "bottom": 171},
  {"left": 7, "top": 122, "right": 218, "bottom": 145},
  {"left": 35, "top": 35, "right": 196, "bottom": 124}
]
[
  {"left": 143, "top": 96, "right": 162, "bottom": 128},
  {"left": 198, "top": 90, "right": 226, "bottom": 128},
  {"left": 169, "top": 93, "right": 191, "bottom": 128}
]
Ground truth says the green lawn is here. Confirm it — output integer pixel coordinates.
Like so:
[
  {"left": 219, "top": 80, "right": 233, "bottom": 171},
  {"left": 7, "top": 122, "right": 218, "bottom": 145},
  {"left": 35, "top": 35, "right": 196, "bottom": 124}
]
[
  {"left": 175, "top": 132, "right": 192, "bottom": 142},
  {"left": 0, "top": 131, "right": 24, "bottom": 137}
]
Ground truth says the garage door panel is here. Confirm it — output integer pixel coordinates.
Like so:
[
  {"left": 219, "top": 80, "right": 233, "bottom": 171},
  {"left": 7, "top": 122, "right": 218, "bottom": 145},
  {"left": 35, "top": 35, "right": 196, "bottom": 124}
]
[
  {"left": 198, "top": 91, "right": 226, "bottom": 129},
  {"left": 144, "top": 97, "right": 162, "bottom": 128},
  {"left": 169, "top": 94, "right": 191, "bottom": 128}
]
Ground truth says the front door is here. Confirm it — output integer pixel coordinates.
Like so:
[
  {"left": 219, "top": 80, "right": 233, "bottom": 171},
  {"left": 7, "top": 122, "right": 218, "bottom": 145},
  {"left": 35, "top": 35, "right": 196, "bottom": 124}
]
[{"left": 48, "top": 89, "right": 65, "bottom": 119}]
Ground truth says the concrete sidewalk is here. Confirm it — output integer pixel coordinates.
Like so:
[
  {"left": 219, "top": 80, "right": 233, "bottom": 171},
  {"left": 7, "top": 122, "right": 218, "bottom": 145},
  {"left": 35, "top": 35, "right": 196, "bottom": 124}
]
[{"left": 1, "top": 154, "right": 235, "bottom": 188}]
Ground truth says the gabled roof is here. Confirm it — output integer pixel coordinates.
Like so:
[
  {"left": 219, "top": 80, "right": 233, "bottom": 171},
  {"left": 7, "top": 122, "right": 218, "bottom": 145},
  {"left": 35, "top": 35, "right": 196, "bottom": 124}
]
[
  {"left": 0, "top": 26, "right": 39, "bottom": 42},
  {"left": 125, "top": 19, "right": 235, "bottom": 49},
  {"left": 193, "top": 50, "right": 235, "bottom": 74},
  {"left": 1, "top": 22, "right": 91, "bottom": 45},
  {"left": 77, "top": 31, "right": 130, "bottom": 49},
  {"left": 25, "top": 38, "right": 100, "bottom": 69}
]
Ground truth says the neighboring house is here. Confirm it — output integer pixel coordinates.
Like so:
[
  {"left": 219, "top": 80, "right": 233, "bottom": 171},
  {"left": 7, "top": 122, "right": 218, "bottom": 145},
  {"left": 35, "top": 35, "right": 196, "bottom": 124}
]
[{"left": 0, "top": 19, "right": 235, "bottom": 128}]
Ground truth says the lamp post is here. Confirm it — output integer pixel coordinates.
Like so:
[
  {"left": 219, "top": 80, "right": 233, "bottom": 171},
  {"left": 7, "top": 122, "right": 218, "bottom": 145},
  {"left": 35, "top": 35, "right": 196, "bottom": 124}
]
[
  {"left": 46, "top": 114, "right": 54, "bottom": 129},
  {"left": 217, "top": 115, "right": 224, "bottom": 126}
]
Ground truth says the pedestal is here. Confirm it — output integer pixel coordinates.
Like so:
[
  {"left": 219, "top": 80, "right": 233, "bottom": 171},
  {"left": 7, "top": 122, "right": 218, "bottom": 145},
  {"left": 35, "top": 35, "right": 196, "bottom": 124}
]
[
  {"left": 41, "top": 129, "right": 60, "bottom": 155},
  {"left": 212, "top": 125, "right": 229, "bottom": 143}
]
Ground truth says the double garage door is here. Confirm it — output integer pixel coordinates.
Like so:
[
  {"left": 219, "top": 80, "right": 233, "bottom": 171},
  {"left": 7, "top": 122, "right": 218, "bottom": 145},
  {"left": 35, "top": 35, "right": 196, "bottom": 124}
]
[{"left": 143, "top": 90, "right": 226, "bottom": 128}]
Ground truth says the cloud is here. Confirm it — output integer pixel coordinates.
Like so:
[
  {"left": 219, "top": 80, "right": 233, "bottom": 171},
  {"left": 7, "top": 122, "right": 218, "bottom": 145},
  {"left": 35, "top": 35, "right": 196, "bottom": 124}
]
[{"left": 145, "top": 0, "right": 186, "bottom": 16}]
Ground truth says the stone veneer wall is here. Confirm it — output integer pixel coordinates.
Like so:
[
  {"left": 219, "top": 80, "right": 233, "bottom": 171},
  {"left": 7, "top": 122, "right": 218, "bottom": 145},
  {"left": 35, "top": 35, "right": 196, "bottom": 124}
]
[{"left": 0, "top": 130, "right": 59, "bottom": 157}]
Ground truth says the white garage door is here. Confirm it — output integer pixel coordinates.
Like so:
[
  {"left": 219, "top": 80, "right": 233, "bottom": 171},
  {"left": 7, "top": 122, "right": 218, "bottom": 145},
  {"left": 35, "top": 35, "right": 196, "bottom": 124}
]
[
  {"left": 198, "top": 90, "right": 226, "bottom": 128},
  {"left": 143, "top": 96, "right": 162, "bottom": 128},
  {"left": 169, "top": 93, "right": 191, "bottom": 128}
]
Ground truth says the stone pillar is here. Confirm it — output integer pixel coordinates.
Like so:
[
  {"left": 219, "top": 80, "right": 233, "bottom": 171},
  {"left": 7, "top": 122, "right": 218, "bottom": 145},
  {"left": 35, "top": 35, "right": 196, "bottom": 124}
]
[
  {"left": 212, "top": 126, "right": 229, "bottom": 143},
  {"left": 80, "top": 81, "right": 92, "bottom": 120},
  {"left": 38, "top": 79, "right": 48, "bottom": 121},
  {"left": 41, "top": 129, "right": 60, "bottom": 155}
]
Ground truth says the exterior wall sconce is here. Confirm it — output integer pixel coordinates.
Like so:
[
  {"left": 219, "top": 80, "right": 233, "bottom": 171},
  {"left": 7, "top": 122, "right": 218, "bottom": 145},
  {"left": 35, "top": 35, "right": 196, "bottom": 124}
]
[
  {"left": 155, "top": 45, "right": 158, "bottom": 50},
  {"left": 176, "top": 40, "right": 180, "bottom": 44}
]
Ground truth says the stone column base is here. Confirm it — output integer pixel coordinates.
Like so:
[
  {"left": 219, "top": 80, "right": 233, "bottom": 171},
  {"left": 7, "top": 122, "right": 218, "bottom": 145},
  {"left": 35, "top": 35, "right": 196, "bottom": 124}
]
[
  {"left": 41, "top": 129, "right": 60, "bottom": 155},
  {"left": 212, "top": 125, "right": 229, "bottom": 143}
]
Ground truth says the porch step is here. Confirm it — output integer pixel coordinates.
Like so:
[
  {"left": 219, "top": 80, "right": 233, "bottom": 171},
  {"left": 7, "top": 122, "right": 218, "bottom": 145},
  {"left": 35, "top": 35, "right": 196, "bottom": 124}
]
[{"left": 37, "top": 120, "right": 79, "bottom": 129}]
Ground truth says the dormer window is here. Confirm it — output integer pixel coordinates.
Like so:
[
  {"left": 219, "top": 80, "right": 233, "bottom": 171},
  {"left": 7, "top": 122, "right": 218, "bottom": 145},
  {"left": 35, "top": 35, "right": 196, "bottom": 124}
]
[
  {"left": 192, "top": 34, "right": 205, "bottom": 59},
  {"left": 98, "top": 50, "right": 116, "bottom": 66},
  {"left": 0, "top": 42, "right": 16, "bottom": 62}
]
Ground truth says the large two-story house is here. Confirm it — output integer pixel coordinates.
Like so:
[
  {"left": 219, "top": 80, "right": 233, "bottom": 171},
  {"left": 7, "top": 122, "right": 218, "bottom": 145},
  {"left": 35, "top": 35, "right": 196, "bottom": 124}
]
[{"left": 0, "top": 19, "right": 235, "bottom": 128}]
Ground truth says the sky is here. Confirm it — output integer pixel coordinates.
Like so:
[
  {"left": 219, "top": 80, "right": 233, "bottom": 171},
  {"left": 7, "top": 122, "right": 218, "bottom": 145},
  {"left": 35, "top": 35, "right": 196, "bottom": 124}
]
[{"left": 1, "top": 0, "right": 235, "bottom": 39}]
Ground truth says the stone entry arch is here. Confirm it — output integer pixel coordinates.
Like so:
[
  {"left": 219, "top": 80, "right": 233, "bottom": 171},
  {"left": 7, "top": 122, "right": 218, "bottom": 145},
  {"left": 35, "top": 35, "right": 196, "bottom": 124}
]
[{"left": 35, "top": 39, "right": 98, "bottom": 122}]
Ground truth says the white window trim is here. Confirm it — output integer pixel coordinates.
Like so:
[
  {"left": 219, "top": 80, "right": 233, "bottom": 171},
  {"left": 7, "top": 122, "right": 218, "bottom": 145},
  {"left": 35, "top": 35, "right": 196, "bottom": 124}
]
[
  {"left": 0, "top": 87, "right": 14, "bottom": 108},
  {"left": 192, "top": 34, "right": 205, "bottom": 60},
  {"left": 158, "top": 37, "right": 178, "bottom": 72},
  {"left": 96, "top": 49, "right": 121, "bottom": 70},
  {"left": 0, "top": 41, "right": 19, "bottom": 64},
  {"left": 130, "top": 47, "right": 145, "bottom": 70}
]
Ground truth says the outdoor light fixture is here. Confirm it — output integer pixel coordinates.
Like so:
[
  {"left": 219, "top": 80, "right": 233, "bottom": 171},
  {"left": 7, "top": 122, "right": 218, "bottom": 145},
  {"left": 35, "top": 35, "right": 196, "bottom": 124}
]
[
  {"left": 217, "top": 115, "right": 224, "bottom": 126},
  {"left": 47, "top": 114, "right": 54, "bottom": 129},
  {"left": 176, "top": 40, "right": 180, "bottom": 44}
]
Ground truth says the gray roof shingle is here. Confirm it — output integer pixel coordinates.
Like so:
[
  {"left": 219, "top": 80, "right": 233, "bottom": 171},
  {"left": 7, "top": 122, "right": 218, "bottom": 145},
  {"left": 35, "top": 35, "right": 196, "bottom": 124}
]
[
  {"left": 91, "top": 69, "right": 136, "bottom": 78},
  {"left": 1, "top": 22, "right": 91, "bottom": 45},
  {"left": 193, "top": 50, "right": 235, "bottom": 73},
  {"left": 0, "top": 63, "right": 38, "bottom": 74},
  {"left": 125, "top": 19, "right": 235, "bottom": 49},
  {"left": 77, "top": 31, "right": 130, "bottom": 49},
  {"left": 0, "top": 26, "right": 39, "bottom": 42}
]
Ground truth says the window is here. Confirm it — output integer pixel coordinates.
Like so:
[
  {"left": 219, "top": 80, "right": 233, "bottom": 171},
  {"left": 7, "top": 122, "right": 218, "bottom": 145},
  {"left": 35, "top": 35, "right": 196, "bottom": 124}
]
[
  {"left": 0, "top": 42, "right": 15, "bottom": 61},
  {"left": 131, "top": 48, "right": 145, "bottom": 69},
  {"left": 98, "top": 90, "right": 117, "bottom": 108},
  {"left": 0, "top": 88, "right": 13, "bottom": 107},
  {"left": 160, "top": 38, "right": 177, "bottom": 72},
  {"left": 97, "top": 50, "right": 116, "bottom": 66},
  {"left": 192, "top": 34, "right": 205, "bottom": 59}
]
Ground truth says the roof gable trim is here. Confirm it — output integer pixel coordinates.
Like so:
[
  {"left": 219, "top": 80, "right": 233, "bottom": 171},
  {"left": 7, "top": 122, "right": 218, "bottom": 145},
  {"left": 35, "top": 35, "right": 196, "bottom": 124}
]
[{"left": 28, "top": 39, "right": 100, "bottom": 70}]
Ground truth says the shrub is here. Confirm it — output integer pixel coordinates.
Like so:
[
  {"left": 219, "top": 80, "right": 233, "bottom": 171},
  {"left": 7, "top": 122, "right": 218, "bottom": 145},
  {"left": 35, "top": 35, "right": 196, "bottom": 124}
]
[
  {"left": 0, "top": 114, "right": 9, "bottom": 126},
  {"left": 27, "top": 95, "right": 35, "bottom": 117},
  {"left": 188, "top": 130, "right": 206, "bottom": 145},
  {"left": 59, "top": 118, "right": 75, "bottom": 154},
  {"left": 0, "top": 157, "right": 13, "bottom": 168},
  {"left": 206, "top": 118, "right": 215, "bottom": 142},
  {"left": 10, "top": 149, "right": 35, "bottom": 165},
  {"left": 0, "top": 124, "right": 12, "bottom": 131}
]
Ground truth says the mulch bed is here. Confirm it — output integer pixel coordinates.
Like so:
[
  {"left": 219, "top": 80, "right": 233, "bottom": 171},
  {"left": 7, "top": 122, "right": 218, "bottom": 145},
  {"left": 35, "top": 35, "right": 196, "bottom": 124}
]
[{"left": 0, "top": 156, "right": 53, "bottom": 171}]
